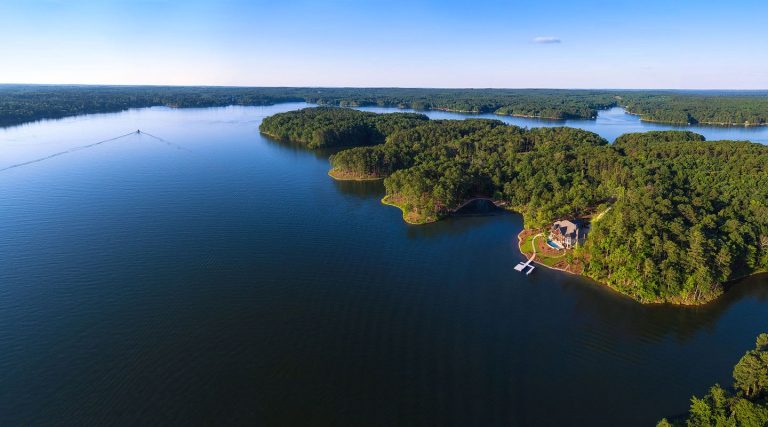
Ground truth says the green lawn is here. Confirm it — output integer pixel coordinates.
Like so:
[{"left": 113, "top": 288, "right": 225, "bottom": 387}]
[{"left": 520, "top": 231, "right": 569, "bottom": 268}]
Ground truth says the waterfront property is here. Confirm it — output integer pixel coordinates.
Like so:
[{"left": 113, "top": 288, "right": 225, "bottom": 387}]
[{"left": 549, "top": 219, "right": 583, "bottom": 249}]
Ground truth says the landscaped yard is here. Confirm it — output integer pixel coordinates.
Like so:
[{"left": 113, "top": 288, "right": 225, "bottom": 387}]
[{"left": 518, "top": 229, "right": 584, "bottom": 274}]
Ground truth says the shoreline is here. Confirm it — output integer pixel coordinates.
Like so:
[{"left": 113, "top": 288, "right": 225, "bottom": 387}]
[
  {"left": 333, "top": 103, "right": 595, "bottom": 121},
  {"left": 515, "top": 228, "right": 696, "bottom": 306},
  {"left": 259, "top": 130, "right": 287, "bottom": 141},
  {"left": 381, "top": 193, "right": 513, "bottom": 225},
  {"left": 273, "top": 110, "right": 766, "bottom": 308},
  {"left": 375, "top": 193, "right": 766, "bottom": 307},
  {"left": 340, "top": 102, "right": 766, "bottom": 127},
  {"left": 327, "top": 168, "right": 383, "bottom": 181},
  {"left": 515, "top": 227, "right": 766, "bottom": 307},
  {"left": 260, "top": 134, "right": 768, "bottom": 308},
  {"left": 502, "top": 112, "right": 575, "bottom": 121},
  {"left": 516, "top": 230, "right": 581, "bottom": 276},
  {"left": 436, "top": 107, "right": 591, "bottom": 121},
  {"left": 7, "top": 102, "right": 765, "bottom": 131},
  {"left": 623, "top": 108, "right": 768, "bottom": 128},
  {"left": 431, "top": 107, "right": 482, "bottom": 114},
  {"left": 380, "top": 195, "right": 437, "bottom": 225},
  {"left": 4, "top": 99, "right": 768, "bottom": 130}
]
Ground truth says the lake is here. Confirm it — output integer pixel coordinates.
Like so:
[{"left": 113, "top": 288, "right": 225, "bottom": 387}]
[
  {"left": 1, "top": 104, "right": 767, "bottom": 426},
  {"left": 356, "top": 105, "right": 768, "bottom": 144}
]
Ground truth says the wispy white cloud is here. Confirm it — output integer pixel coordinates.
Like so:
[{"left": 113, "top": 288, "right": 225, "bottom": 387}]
[{"left": 533, "top": 36, "right": 561, "bottom": 44}]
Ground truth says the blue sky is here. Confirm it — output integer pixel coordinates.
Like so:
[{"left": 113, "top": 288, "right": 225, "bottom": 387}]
[{"left": 1, "top": 0, "right": 766, "bottom": 88}]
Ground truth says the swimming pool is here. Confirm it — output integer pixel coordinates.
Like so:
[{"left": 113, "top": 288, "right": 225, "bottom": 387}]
[{"left": 547, "top": 239, "right": 562, "bottom": 250}]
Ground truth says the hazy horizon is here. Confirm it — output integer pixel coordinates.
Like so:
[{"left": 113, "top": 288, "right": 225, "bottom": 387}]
[{"left": 1, "top": 0, "right": 767, "bottom": 89}]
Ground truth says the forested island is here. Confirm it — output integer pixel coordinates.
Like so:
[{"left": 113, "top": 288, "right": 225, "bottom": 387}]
[
  {"left": 658, "top": 333, "right": 768, "bottom": 426},
  {"left": 3, "top": 85, "right": 768, "bottom": 128},
  {"left": 260, "top": 107, "right": 768, "bottom": 305}
]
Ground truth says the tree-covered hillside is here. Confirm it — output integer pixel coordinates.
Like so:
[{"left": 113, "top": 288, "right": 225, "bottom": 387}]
[
  {"left": 586, "top": 136, "right": 768, "bottom": 303},
  {"left": 263, "top": 107, "right": 768, "bottom": 304},
  {"left": 258, "top": 107, "right": 427, "bottom": 148},
  {"left": 620, "top": 91, "right": 768, "bottom": 126},
  {"left": 0, "top": 85, "right": 310, "bottom": 127},
  {"left": 303, "top": 88, "right": 616, "bottom": 119},
  {"left": 658, "top": 333, "right": 768, "bottom": 426}
]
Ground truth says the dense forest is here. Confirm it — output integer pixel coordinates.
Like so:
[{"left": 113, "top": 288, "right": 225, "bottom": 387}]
[
  {"left": 620, "top": 91, "right": 768, "bottom": 126},
  {"left": 302, "top": 87, "right": 616, "bottom": 119},
  {"left": 0, "top": 85, "right": 310, "bottom": 127},
  {"left": 587, "top": 134, "right": 768, "bottom": 303},
  {"left": 658, "top": 333, "right": 768, "bottom": 426},
  {"left": 4, "top": 85, "right": 767, "bottom": 128},
  {"left": 262, "top": 107, "right": 768, "bottom": 304},
  {"left": 259, "top": 107, "right": 428, "bottom": 148}
]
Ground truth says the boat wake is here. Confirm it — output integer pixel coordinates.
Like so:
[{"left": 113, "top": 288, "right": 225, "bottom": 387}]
[{"left": 0, "top": 130, "right": 188, "bottom": 174}]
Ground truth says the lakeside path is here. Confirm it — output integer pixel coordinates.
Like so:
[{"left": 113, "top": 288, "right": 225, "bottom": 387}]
[
  {"left": 530, "top": 233, "right": 541, "bottom": 261},
  {"left": 327, "top": 168, "right": 383, "bottom": 181}
]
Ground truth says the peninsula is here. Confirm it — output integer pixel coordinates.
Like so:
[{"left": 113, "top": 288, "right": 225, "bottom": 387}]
[{"left": 260, "top": 107, "right": 768, "bottom": 306}]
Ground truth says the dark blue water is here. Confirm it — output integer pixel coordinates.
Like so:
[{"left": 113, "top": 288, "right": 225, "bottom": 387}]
[{"left": 1, "top": 104, "right": 767, "bottom": 426}]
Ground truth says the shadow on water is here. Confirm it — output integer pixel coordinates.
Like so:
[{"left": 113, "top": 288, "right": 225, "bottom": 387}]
[
  {"left": 331, "top": 178, "right": 384, "bottom": 200},
  {"left": 553, "top": 266, "right": 768, "bottom": 344},
  {"left": 451, "top": 198, "right": 505, "bottom": 216},
  {"left": 406, "top": 209, "right": 519, "bottom": 241},
  {"left": 259, "top": 132, "right": 344, "bottom": 160},
  {"left": 399, "top": 199, "right": 768, "bottom": 344},
  {"left": 404, "top": 198, "right": 513, "bottom": 240}
]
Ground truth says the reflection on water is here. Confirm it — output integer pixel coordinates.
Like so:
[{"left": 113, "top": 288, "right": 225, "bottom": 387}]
[
  {"left": 331, "top": 177, "right": 384, "bottom": 199},
  {"left": 0, "top": 104, "right": 767, "bottom": 427},
  {"left": 259, "top": 132, "right": 341, "bottom": 160},
  {"left": 564, "top": 271, "right": 768, "bottom": 343},
  {"left": 452, "top": 198, "right": 505, "bottom": 216}
]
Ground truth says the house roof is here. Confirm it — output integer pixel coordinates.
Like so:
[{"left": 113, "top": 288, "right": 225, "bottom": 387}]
[{"left": 552, "top": 220, "right": 580, "bottom": 238}]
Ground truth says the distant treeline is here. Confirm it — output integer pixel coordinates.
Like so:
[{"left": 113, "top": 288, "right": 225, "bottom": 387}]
[
  {"left": 2, "top": 85, "right": 767, "bottom": 128},
  {"left": 303, "top": 87, "right": 616, "bottom": 119},
  {"left": 261, "top": 107, "right": 768, "bottom": 305},
  {"left": 0, "top": 86, "right": 612, "bottom": 127},
  {"left": 0, "top": 85, "right": 305, "bottom": 127},
  {"left": 658, "top": 333, "right": 768, "bottom": 426},
  {"left": 619, "top": 91, "right": 768, "bottom": 126}
]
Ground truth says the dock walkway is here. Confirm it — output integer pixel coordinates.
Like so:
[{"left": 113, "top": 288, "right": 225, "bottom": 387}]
[{"left": 515, "top": 233, "right": 542, "bottom": 275}]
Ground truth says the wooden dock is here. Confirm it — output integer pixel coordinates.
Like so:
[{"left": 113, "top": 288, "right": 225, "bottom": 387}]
[{"left": 515, "top": 255, "right": 535, "bottom": 275}]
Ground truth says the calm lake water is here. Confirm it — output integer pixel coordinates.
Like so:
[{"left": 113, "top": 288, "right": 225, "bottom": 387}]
[
  {"left": 1, "top": 104, "right": 767, "bottom": 426},
  {"left": 356, "top": 105, "right": 768, "bottom": 144}
]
